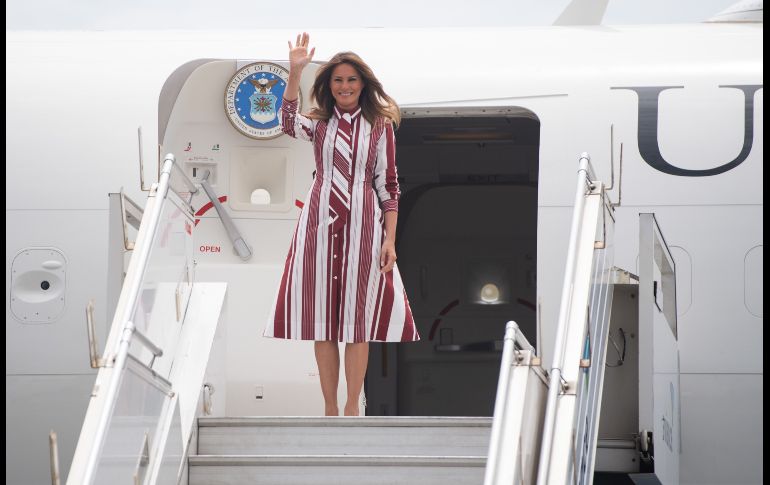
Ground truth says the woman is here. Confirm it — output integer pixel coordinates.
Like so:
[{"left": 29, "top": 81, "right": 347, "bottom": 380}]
[{"left": 264, "top": 33, "right": 420, "bottom": 417}]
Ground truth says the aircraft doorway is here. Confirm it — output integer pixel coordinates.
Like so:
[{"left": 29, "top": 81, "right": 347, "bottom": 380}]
[{"left": 366, "top": 111, "right": 540, "bottom": 417}]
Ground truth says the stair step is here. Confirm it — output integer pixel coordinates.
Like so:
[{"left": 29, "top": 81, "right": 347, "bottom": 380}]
[
  {"left": 188, "top": 455, "right": 486, "bottom": 485},
  {"left": 198, "top": 416, "right": 493, "bottom": 428},
  {"left": 197, "top": 416, "right": 492, "bottom": 456}
]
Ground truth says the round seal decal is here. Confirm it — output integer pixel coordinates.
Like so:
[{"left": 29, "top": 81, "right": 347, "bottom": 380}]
[{"left": 225, "top": 62, "right": 296, "bottom": 140}]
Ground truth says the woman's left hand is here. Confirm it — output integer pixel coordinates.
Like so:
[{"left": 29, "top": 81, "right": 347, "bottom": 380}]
[{"left": 380, "top": 240, "right": 397, "bottom": 273}]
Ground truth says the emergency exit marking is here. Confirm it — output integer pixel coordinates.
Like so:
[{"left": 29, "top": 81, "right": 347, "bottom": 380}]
[{"left": 199, "top": 245, "right": 221, "bottom": 253}]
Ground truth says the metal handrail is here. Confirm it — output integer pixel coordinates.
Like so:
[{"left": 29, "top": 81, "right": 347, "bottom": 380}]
[
  {"left": 131, "top": 324, "right": 164, "bottom": 359},
  {"left": 512, "top": 323, "right": 535, "bottom": 352},
  {"left": 86, "top": 303, "right": 162, "bottom": 369},
  {"left": 484, "top": 321, "right": 520, "bottom": 485},
  {"left": 81, "top": 154, "right": 179, "bottom": 484},
  {"left": 536, "top": 153, "right": 595, "bottom": 485},
  {"left": 125, "top": 353, "right": 173, "bottom": 394},
  {"left": 199, "top": 169, "right": 252, "bottom": 261},
  {"left": 483, "top": 320, "right": 546, "bottom": 485},
  {"left": 75, "top": 152, "right": 235, "bottom": 484}
]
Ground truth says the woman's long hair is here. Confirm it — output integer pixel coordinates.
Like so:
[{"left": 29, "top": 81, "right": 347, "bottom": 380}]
[{"left": 308, "top": 52, "right": 400, "bottom": 128}]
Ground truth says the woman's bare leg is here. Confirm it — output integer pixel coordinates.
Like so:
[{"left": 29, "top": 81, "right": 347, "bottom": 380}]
[
  {"left": 314, "top": 341, "right": 340, "bottom": 416},
  {"left": 343, "top": 342, "right": 369, "bottom": 416}
]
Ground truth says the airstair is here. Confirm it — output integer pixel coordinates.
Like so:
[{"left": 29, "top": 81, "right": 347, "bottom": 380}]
[
  {"left": 64, "top": 153, "right": 680, "bottom": 485},
  {"left": 483, "top": 154, "right": 681, "bottom": 485},
  {"left": 188, "top": 417, "right": 490, "bottom": 484}
]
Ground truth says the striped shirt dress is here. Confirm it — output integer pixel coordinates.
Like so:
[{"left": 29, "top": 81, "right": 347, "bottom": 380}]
[{"left": 264, "top": 98, "right": 420, "bottom": 343}]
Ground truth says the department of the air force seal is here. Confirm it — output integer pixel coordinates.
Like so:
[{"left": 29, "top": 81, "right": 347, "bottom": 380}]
[{"left": 225, "top": 62, "right": 296, "bottom": 140}]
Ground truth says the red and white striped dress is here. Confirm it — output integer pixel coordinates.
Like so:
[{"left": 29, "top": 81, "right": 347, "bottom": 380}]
[{"left": 264, "top": 98, "right": 420, "bottom": 343}]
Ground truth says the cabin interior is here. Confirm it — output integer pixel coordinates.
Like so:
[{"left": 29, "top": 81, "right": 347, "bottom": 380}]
[{"left": 366, "top": 114, "right": 541, "bottom": 417}]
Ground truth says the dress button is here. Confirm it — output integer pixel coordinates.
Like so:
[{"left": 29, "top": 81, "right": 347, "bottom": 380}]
[
  {"left": 333, "top": 276, "right": 338, "bottom": 280},
  {"left": 333, "top": 234, "right": 338, "bottom": 238},
  {"left": 333, "top": 254, "right": 337, "bottom": 259}
]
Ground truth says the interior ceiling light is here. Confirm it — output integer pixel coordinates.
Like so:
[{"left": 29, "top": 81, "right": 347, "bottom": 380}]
[{"left": 480, "top": 283, "right": 500, "bottom": 303}]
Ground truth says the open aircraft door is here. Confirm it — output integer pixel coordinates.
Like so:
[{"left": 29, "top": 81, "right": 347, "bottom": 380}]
[
  {"left": 157, "top": 60, "right": 342, "bottom": 418},
  {"left": 159, "top": 59, "right": 322, "bottom": 232}
]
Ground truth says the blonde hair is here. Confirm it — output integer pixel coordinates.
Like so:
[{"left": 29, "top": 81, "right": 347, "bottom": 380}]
[{"left": 308, "top": 51, "right": 400, "bottom": 128}]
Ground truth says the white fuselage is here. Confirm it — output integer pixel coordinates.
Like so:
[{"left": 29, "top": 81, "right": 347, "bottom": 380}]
[{"left": 6, "top": 24, "right": 762, "bottom": 485}]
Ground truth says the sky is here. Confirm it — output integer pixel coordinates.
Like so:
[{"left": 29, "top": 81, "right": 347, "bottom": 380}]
[{"left": 6, "top": 0, "right": 740, "bottom": 30}]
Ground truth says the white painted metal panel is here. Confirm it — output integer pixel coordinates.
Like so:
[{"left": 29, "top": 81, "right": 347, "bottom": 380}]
[
  {"left": 612, "top": 205, "right": 763, "bottom": 374},
  {"left": 5, "top": 375, "right": 95, "bottom": 485},
  {"left": 7, "top": 26, "right": 763, "bottom": 212},
  {"left": 5, "top": 210, "right": 109, "bottom": 375},
  {"left": 679, "top": 374, "right": 763, "bottom": 485}
]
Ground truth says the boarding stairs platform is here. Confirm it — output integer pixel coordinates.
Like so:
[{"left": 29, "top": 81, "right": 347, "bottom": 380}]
[{"left": 64, "top": 152, "right": 680, "bottom": 485}]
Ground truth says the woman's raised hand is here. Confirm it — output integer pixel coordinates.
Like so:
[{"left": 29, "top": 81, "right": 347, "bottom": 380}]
[{"left": 288, "top": 32, "right": 315, "bottom": 71}]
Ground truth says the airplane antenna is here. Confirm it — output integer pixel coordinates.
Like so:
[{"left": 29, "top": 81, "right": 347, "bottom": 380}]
[{"left": 138, "top": 127, "right": 150, "bottom": 191}]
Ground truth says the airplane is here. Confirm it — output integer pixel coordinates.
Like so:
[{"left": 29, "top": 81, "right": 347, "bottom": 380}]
[{"left": 6, "top": 2, "right": 762, "bottom": 484}]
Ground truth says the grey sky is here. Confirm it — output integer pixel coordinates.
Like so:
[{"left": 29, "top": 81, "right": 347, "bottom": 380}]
[{"left": 6, "top": 0, "right": 739, "bottom": 30}]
